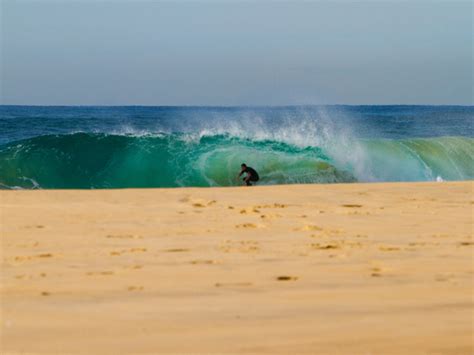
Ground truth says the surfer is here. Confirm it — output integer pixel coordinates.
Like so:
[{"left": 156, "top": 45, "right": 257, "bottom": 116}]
[{"left": 238, "top": 163, "right": 260, "bottom": 186}]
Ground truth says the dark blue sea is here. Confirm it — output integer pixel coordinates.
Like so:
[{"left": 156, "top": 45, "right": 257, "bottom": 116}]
[{"left": 0, "top": 105, "right": 472, "bottom": 189}]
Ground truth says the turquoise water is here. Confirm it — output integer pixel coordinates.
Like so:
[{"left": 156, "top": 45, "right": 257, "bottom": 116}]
[{"left": 0, "top": 105, "right": 472, "bottom": 189}]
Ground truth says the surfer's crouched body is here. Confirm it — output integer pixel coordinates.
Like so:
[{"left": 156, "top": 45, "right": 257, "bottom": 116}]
[{"left": 239, "top": 163, "right": 259, "bottom": 186}]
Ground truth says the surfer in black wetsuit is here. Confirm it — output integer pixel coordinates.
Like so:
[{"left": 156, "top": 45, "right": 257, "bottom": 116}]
[{"left": 238, "top": 163, "right": 260, "bottom": 186}]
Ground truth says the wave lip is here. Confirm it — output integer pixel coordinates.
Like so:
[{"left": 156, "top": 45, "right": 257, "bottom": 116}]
[{"left": 0, "top": 133, "right": 472, "bottom": 189}]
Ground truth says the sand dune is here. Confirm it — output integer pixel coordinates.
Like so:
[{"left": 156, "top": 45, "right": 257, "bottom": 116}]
[{"left": 1, "top": 182, "right": 473, "bottom": 354}]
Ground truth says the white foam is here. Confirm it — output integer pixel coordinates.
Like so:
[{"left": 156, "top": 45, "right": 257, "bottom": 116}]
[{"left": 19, "top": 176, "right": 41, "bottom": 189}]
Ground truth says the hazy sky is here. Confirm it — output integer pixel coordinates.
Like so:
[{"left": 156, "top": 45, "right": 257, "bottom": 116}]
[{"left": 1, "top": 0, "right": 472, "bottom": 105}]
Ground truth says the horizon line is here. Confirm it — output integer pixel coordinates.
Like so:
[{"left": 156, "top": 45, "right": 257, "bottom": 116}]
[{"left": 1, "top": 103, "right": 472, "bottom": 108}]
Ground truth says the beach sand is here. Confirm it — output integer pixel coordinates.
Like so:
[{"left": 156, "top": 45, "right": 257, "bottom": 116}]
[{"left": 1, "top": 182, "right": 473, "bottom": 354}]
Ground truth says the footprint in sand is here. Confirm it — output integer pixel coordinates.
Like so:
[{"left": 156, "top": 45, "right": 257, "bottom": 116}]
[
  {"left": 311, "top": 243, "right": 340, "bottom": 250},
  {"left": 347, "top": 211, "right": 371, "bottom": 215},
  {"left": 276, "top": 276, "right": 298, "bottom": 281},
  {"left": 379, "top": 246, "right": 401, "bottom": 251},
  {"left": 370, "top": 266, "right": 383, "bottom": 277},
  {"left": 302, "top": 226, "right": 344, "bottom": 238},
  {"left": 190, "top": 260, "right": 219, "bottom": 265},
  {"left": 239, "top": 207, "right": 261, "bottom": 214},
  {"left": 459, "top": 241, "right": 473, "bottom": 246},
  {"left": 41, "top": 291, "right": 50, "bottom": 296},
  {"left": 409, "top": 242, "right": 426, "bottom": 246},
  {"left": 235, "top": 223, "right": 258, "bottom": 229},
  {"left": 368, "top": 262, "right": 393, "bottom": 277},
  {"left": 253, "top": 203, "right": 287, "bottom": 209},
  {"left": 110, "top": 248, "right": 147, "bottom": 256},
  {"left": 191, "top": 199, "right": 217, "bottom": 208},
  {"left": 23, "top": 225, "right": 45, "bottom": 229},
  {"left": 260, "top": 213, "right": 281, "bottom": 220},
  {"left": 164, "top": 248, "right": 190, "bottom": 252},
  {"left": 14, "top": 253, "right": 54, "bottom": 262},
  {"left": 127, "top": 286, "right": 144, "bottom": 291},
  {"left": 26, "top": 225, "right": 45, "bottom": 229}
]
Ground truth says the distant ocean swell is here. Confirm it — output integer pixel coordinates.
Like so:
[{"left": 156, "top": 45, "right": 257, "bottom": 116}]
[{"left": 0, "top": 132, "right": 472, "bottom": 189}]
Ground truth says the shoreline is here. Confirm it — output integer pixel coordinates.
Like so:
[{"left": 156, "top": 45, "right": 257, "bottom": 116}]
[
  {"left": 2, "top": 179, "right": 471, "bottom": 191},
  {"left": 1, "top": 181, "right": 473, "bottom": 354}
]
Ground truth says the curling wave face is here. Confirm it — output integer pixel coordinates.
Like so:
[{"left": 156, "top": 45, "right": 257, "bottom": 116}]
[{"left": 0, "top": 132, "right": 472, "bottom": 189}]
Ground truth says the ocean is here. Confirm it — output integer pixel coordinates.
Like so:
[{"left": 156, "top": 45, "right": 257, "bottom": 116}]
[{"left": 0, "top": 105, "right": 472, "bottom": 189}]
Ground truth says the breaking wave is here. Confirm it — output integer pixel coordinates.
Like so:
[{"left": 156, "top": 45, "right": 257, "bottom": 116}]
[{"left": 0, "top": 132, "right": 472, "bottom": 189}]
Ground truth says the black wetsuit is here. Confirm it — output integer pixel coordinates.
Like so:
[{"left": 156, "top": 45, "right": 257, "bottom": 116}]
[{"left": 241, "top": 167, "right": 259, "bottom": 186}]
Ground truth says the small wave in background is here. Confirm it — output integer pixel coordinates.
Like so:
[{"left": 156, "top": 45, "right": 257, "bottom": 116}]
[{"left": 0, "top": 105, "right": 472, "bottom": 189}]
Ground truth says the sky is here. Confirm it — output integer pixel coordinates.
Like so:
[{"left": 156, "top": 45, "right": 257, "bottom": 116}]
[{"left": 1, "top": 0, "right": 472, "bottom": 106}]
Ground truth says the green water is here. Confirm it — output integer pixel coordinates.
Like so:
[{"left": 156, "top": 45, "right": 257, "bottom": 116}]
[{"left": 0, "top": 133, "right": 472, "bottom": 189}]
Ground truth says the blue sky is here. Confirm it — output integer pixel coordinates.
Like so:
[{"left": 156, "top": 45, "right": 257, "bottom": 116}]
[{"left": 1, "top": 0, "right": 472, "bottom": 105}]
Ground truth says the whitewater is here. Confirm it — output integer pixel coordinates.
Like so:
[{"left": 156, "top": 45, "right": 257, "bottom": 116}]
[{"left": 0, "top": 105, "right": 472, "bottom": 189}]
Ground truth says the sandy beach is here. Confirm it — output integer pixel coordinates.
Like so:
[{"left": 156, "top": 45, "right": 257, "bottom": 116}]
[{"left": 1, "top": 181, "right": 473, "bottom": 354}]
